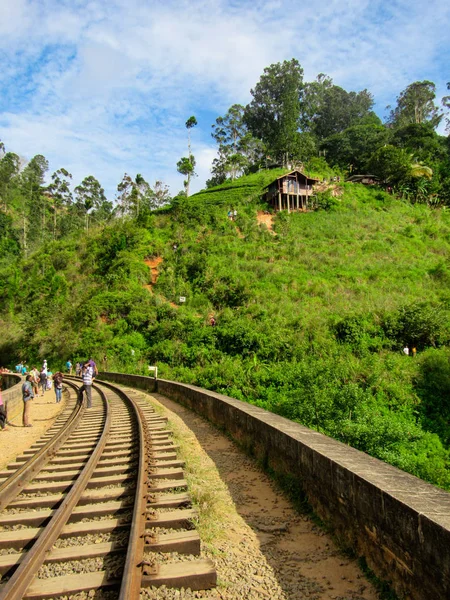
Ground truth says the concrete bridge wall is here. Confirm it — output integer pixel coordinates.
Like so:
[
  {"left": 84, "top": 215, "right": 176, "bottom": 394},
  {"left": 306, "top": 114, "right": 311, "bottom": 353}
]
[
  {"left": 1, "top": 374, "right": 23, "bottom": 423},
  {"left": 99, "top": 372, "right": 450, "bottom": 600}
]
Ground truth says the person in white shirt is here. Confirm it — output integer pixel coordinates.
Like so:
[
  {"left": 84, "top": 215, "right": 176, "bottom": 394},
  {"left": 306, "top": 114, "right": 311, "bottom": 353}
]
[{"left": 78, "top": 361, "right": 95, "bottom": 408}]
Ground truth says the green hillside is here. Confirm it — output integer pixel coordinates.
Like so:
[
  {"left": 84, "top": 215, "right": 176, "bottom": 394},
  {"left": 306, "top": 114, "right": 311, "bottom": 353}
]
[{"left": 1, "top": 172, "right": 450, "bottom": 489}]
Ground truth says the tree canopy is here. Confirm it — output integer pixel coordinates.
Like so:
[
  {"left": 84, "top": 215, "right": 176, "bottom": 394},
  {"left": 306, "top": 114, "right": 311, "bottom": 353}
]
[
  {"left": 244, "top": 58, "right": 304, "bottom": 165},
  {"left": 387, "top": 81, "right": 443, "bottom": 129}
]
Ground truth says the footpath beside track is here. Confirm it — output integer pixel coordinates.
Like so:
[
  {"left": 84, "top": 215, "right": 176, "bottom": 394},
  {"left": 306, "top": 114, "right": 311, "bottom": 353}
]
[{"left": 0, "top": 379, "right": 216, "bottom": 599}]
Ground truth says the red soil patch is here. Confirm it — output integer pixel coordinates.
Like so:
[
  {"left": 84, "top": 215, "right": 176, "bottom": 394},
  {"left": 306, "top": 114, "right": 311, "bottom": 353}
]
[
  {"left": 144, "top": 256, "right": 163, "bottom": 284},
  {"left": 256, "top": 211, "right": 275, "bottom": 233}
]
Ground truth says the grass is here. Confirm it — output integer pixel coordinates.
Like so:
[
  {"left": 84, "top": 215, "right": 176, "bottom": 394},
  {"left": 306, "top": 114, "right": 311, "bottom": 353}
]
[{"left": 145, "top": 392, "right": 244, "bottom": 548}]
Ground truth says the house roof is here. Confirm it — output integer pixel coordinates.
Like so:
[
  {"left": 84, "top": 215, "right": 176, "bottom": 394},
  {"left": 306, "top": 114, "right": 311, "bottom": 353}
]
[
  {"left": 345, "top": 174, "right": 380, "bottom": 183},
  {"left": 276, "top": 170, "right": 320, "bottom": 182},
  {"left": 264, "top": 170, "right": 320, "bottom": 189}
]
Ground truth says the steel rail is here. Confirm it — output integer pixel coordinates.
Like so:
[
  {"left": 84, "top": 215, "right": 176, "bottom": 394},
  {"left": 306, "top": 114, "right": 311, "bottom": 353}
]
[
  {"left": 94, "top": 379, "right": 149, "bottom": 600},
  {"left": 0, "top": 384, "right": 111, "bottom": 600},
  {"left": 0, "top": 380, "right": 84, "bottom": 511}
]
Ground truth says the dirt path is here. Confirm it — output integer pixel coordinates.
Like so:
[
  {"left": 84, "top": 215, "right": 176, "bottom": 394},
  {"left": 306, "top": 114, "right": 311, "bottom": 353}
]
[
  {"left": 143, "top": 391, "right": 380, "bottom": 600},
  {"left": 0, "top": 388, "right": 66, "bottom": 470},
  {"left": 144, "top": 257, "right": 163, "bottom": 285}
]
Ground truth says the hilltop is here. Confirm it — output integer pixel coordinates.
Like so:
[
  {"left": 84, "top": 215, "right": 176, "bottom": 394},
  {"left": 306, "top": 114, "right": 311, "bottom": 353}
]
[{"left": 1, "top": 171, "right": 450, "bottom": 489}]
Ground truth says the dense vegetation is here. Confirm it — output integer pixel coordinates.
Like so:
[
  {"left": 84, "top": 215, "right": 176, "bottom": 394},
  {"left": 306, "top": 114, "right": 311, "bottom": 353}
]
[
  {"left": 1, "top": 61, "right": 450, "bottom": 490},
  {"left": 2, "top": 171, "right": 450, "bottom": 490}
]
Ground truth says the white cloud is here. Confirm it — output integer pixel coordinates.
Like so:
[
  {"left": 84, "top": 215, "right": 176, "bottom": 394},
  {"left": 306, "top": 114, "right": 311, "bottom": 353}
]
[
  {"left": 0, "top": 0, "right": 449, "bottom": 200},
  {"left": 0, "top": 0, "right": 35, "bottom": 37}
]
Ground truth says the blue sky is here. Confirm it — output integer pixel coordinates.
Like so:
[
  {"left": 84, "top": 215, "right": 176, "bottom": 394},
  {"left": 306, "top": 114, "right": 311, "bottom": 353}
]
[{"left": 1, "top": 0, "right": 449, "bottom": 199}]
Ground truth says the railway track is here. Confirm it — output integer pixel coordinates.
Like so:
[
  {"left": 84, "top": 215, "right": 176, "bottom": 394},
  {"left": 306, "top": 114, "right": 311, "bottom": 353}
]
[{"left": 0, "top": 378, "right": 216, "bottom": 599}]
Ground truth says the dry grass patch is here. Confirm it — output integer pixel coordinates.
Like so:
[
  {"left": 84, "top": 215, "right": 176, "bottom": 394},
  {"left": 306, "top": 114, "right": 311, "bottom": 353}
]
[{"left": 145, "top": 394, "right": 247, "bottom": 551}]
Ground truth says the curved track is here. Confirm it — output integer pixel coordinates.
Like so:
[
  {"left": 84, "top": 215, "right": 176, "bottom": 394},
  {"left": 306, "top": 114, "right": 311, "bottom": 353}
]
[{"left": 0, "top": 378, "right": 216, "bottom": 600}]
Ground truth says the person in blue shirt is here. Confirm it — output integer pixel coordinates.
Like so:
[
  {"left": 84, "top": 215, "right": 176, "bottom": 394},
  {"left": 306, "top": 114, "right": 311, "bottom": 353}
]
[{"left": 65, "top": 360, "right": 72, "bottom": 375}]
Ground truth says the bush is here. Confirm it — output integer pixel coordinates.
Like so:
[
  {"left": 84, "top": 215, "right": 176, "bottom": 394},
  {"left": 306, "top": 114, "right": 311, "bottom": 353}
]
[
  {"left": 415, "top": 349, "right": 450, "bottom": 444},
  {"left": 204, "top": 274, "right": 250, "bottom": 309},
  {"left": 381, "top": 302, "right": 449, "bottom": 349},
  {"left": 313, "top": 190, "right": 339, "bottom": 211},
  {"left": 333, "top": 314, "right": 383, "bottom": 355}
]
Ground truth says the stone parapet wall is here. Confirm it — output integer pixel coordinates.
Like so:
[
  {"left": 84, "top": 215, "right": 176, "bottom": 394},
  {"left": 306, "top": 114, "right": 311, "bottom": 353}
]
[
  {"left": 1, "top": 374, "right": 23, "bottom": 423},
  {"left": 98, "top": 372, "right": 450, "bottom": 600},
  {"left": 99, "top": 372, "right": 156, "bottom": 394}
]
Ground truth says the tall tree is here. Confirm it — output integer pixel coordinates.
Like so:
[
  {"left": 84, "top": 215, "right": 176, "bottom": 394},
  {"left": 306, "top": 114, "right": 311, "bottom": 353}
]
[
  {"left": 391, "top": 123, "right": 446, "bottom": 164},
  {"left": 0, "top": 152, "right": 20, "bottom": 211},
  {"left": 442, "top": 82, "right": 450, "bottom": 134},
  {"left": 47, "top": 168, "right": 72, "bottom": 239},
  {"left": 75, "top": 175, "right": 107, "bottom": 230},
  {"left": 322, "top": 124, "right": 390, "bottom": 172},
  {"left": 177, "top": 116, "right": 197, "bottom": 197},
  {"left": 244, "top": 59, "right": 304, "bottom": 165},
  {"left": 23, "top": 154, "right": 49, "bottom": 186},
  {"left": 212, "top": 105, "right": 247, "bottom": 154},
  {"left": 302, "top": 74, "right": 375, "bottom": 139},
  {"left": 116, "top": 173, "right": 150, "bottom": 218},
  {"left": 300, "top": 73, "right": 333, "bottom": 132},
  {"left": 387, "top": 81, "right": 443, "bottom": 129},
  {"left": 211, "top": 104, "right": 265, "bottom": 181},
  {"left": 186, "top": 116, "right": 197, "bottom": 159},
  {"left": 151, "top": 180, "right": 171, "bottom": 208},
  {"left": 177, "top": 157, "right": 196, "bottom": 197},
  {"left": 20, "top": 154, "right": 49, "bottom": 250}
]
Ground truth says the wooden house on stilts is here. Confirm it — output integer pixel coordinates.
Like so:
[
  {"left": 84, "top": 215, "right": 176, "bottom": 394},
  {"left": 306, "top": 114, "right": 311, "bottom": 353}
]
[{"left": 263, "top": 170, "right": 320, "bottom": 212}]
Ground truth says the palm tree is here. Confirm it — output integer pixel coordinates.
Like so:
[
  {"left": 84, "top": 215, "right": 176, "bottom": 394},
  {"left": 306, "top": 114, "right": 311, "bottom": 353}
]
[{"left": 410, "top": 163, "right": 433, "bottom": 180}]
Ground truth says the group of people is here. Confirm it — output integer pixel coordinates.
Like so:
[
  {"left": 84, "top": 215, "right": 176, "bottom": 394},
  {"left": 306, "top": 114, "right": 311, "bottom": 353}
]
[
  {"left": 21, "top": 360, "right": 65, "bottom": 427},
  {"left": 3, "top": 357, "right": 99, "bottom": 429},
  {"left": 15, "top": 362, "right": 29, "bottom": 375},
  {"left": 403, "top": 346, "right": 417, "bottom": 357}
]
